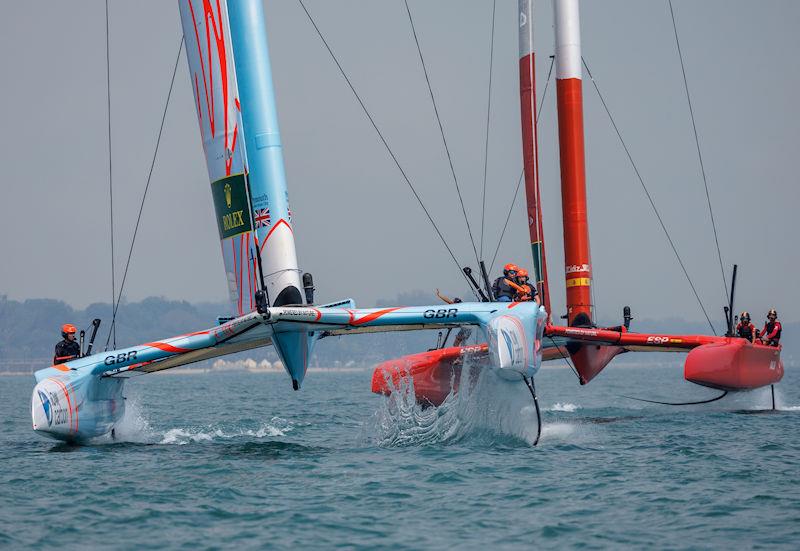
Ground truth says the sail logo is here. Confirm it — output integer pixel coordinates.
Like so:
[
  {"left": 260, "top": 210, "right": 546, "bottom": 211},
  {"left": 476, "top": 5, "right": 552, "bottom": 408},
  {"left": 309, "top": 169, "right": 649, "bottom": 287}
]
[
  {"left": 211, "top": 174, "right": 254, "bottom": 239},
  {"left": 37, "top": 390, "right": 52, "bottom": 426},
  {"left": 222, "top": 211, "right": 246, "bottom": 232},
  {"left": 565, "top": 263, "right": 590, "bottom": 274}
]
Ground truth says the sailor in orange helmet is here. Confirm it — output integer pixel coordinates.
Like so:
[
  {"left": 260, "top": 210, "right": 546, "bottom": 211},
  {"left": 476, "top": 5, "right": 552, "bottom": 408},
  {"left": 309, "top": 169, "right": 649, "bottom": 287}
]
[
  {"left": 492, "top": 263, "right": 519, "bottom": 302},
  {"left": 512, "top": 269, "right": 540, "bottom": 305},
  {"left": 54, "top": 323, "right": 81, "bottom": 365}
]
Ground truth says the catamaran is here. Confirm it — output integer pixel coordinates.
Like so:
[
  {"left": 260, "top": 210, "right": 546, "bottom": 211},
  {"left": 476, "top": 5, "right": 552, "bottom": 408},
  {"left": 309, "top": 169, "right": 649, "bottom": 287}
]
[{"left": 31, "top": 0, "right": 782, "bottom": 444}]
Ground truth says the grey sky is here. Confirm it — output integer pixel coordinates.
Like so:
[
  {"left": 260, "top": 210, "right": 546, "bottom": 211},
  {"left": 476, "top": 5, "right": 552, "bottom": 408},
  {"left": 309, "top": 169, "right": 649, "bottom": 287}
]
[{"left": 1, "top": 1, "right": 797, "bottom": 325}]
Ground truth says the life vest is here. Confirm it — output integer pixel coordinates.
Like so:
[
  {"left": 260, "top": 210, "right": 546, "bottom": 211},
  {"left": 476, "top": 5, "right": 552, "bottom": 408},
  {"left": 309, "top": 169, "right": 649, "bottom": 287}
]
[
  {"left": 736, "top": 322, "right": 755, "bottom": 341},
  {"left": 760, "top": 320, "right": 782, "bottom": 345},
  {"left": 492, "top": 276, "right": 515, "bottom": 300}
]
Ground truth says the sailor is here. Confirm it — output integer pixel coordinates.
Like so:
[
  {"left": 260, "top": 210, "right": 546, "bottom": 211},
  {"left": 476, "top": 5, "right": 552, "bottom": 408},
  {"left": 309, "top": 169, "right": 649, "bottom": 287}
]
[
  {"left": 512, "top": 269, "right": 540, "bottom": 305},
  {"left": 54, "top": 323, "right": 81, "bottom": 365},
  {"left": 491, "top": 263, "right": 519, "bottom": 302},
  {"left": 735, "top": 311, "right": 756, "bottom": 343},
  {"left": 758, "top": 309, "right": 782, "bottom": 347}
]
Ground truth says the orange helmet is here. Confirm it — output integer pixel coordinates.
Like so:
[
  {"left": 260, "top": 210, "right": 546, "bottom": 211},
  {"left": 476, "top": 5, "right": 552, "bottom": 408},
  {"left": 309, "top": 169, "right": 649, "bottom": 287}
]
[
  {"left": 61, "top": 323, "right": 77, "bottom": 338},
  {"left": 517, "top": 269, "right": 529, "bottom": 280},
  {"left": 503, "top": 263, "right": 519, "bottom": 275}
]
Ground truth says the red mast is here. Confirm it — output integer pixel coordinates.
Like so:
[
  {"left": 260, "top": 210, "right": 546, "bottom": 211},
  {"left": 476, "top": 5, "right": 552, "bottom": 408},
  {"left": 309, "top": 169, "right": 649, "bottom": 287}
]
[
  {"left": 518, "top": 0, "right": 551, "bottom": 312},
  {"left": 554, "top": 0, "right": 592, "bottom": 326}
]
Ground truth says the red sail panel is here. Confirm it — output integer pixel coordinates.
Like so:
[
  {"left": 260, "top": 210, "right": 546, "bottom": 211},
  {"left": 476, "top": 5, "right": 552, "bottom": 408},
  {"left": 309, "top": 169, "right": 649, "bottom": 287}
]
[
  {"left": 556, "top": 77, "right": 592, "bottom": 325},
  {"left": 518, "top": 0, "right": 551, "bottom": 311}
]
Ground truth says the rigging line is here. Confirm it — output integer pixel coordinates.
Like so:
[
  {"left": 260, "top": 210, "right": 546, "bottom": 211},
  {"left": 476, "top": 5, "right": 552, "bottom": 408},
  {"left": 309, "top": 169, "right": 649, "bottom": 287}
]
[
  {"left": 489, "top": 170, "right": 524, "bottom": 275},
  {"left": 547, "top": 335, "right": 581, "bottom": 381},
  {"left": 488, "top": 55, "right": 555, "bottom": 275},
  {"left": 105, "top": 0, "right": 116, "bottom": 349},
  {"left": 105, "top": 37, "right": 185, "bottom": 350},
  {"left": 581, "top": 56, "right": 717, "bottom": 335},
  {"left": 668, "top": 0, "right": 728, "bottom": 301},
  {"left": 479, "top": 0, "right": 497, "bottom": 261},
  {"left": 620, "top": 390, "right": 728, "bottom": 406},
  {"left": 404, "top": 0, "right": 480, "bottom": 268},
  {"left": 297, "top": 0, "right": 471, "bottom": 289}
]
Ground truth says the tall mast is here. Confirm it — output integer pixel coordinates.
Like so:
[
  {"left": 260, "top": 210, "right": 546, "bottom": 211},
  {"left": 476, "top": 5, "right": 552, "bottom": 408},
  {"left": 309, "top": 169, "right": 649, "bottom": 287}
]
[
  {"left": 518, "top": 0, "right": 551, "bottom": 313},
  {"left": 553, "top": 0, "right": 592, "bottom": 326},
  {"left": 228, "top": 0, "right": 304, "bottom": 307}
]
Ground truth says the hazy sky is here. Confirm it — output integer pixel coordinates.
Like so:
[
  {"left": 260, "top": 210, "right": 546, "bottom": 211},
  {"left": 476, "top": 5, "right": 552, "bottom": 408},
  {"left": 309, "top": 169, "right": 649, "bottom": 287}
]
[{"left": 1, "top": 1, "right": 797, "bottom": 326}]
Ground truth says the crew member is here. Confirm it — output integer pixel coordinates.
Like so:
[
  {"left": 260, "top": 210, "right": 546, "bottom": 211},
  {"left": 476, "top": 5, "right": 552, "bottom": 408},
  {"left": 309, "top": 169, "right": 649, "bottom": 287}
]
[
  {"left": 54, "top": 323, "right": 81, "bottom": 365},
  {"left": 512, "top": 269, "right": 540, "bottom": 305},
  {"left": 759, "top": 309, "right": 782, "bottom": 347},
  {"left": 735, "top": 311, "right": 756, "bottom": 343},
  {"left": 492, "top": 263, "right": 519, "bottom": 302}
]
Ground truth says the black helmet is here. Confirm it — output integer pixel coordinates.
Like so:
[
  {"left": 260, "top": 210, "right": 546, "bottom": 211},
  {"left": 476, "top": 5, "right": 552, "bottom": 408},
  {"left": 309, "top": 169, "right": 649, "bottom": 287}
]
[
  {"left": 768, "top": 308, "right": 777, "bottom": 319},
  {"left": 740, "top": 311, "right": 750, "bottom": 322}
]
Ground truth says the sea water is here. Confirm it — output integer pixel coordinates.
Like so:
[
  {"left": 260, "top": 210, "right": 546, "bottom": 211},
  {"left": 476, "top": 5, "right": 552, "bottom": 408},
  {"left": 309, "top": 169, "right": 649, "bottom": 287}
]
[{"left": 1, "top": 362, "right": 798, "bottom": 549}]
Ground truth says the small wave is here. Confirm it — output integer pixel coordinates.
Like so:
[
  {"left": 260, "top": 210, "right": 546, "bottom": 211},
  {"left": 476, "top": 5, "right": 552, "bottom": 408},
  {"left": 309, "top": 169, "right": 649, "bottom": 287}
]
[
  {"left": 547, "top": 402, "right": 580, "bottom": 412},
  {"left": 158, "top": 420, "right": 290, "bottom": 445},
  {"left": 780, "top": 405, "right": 800, "bottom": 411}
]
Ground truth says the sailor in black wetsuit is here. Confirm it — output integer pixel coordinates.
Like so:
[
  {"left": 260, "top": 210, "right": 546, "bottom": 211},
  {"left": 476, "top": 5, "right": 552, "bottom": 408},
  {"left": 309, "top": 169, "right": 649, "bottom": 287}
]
[
  {"left": 491, "top": 263, "right": 519, "bottom": 302},
  {"left": 54, "top": 323, "right": 81, "bottom": 365}
]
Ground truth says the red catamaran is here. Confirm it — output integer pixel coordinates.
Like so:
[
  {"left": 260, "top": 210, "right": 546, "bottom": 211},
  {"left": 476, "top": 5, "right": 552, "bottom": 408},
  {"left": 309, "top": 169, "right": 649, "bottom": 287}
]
[{"left": 372, "top": 0, "right": 783, "bottom": 408}]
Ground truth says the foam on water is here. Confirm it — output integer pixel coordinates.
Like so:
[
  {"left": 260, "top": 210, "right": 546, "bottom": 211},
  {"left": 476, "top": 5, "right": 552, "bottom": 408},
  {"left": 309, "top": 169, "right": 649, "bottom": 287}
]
[
  {"left": 158, "top": 422, "right": 288, "bottom": 445},
  {"left": 547, "top": 402, "right": 580, "bottom": 412},
  {"left": 368, "top": 362, "right": 547, "bottom": 447}
]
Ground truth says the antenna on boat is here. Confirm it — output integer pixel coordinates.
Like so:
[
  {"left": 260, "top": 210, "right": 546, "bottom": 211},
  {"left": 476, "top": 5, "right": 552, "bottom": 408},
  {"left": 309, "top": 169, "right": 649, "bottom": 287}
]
[
  {"left": 724, "top": 264, "right": 738, "bottom": 336},
  {"left": 462, "top": 267, "right": 489, "bottom": 302},
  {"left": 479, "top": 261, "right": 494, "bottom": 301}
]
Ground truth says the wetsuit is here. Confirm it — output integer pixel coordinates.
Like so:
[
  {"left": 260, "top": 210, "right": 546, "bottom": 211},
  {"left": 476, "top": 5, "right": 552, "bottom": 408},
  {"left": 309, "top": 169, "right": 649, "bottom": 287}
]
[
  {"left": 491, "top": 276, "right": 515, "bottom": 302},
  {"left": 54, "top": 338, "right": 80, "bottom": 365},
  {"left": 760, "top": 320, "right": 782, "bottom": 346},
  {"left": 735, "top": 321, "right": 756, "bottom": 343}
]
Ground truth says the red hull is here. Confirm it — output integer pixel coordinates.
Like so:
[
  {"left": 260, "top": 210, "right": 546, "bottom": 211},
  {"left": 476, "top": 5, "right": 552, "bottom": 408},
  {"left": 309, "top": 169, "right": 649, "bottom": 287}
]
[
  {"left": 371, "top": 345, "right": 487, "bottom": 407},
  {"left": 685, "top": 340, "right": 783, "bottom": 391}
]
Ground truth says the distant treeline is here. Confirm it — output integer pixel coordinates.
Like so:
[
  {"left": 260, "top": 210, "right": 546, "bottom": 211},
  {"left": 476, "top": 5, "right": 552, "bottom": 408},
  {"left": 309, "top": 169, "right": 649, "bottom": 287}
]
[{"left": 0, "top": 293, "right": 793, "bottom": 372}]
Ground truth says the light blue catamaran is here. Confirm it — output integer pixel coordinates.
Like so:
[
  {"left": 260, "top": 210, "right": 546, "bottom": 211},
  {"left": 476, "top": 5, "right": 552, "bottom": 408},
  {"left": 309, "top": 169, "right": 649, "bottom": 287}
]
[{"left": 31, "top": 0, "right": 547, "bottom": 442}]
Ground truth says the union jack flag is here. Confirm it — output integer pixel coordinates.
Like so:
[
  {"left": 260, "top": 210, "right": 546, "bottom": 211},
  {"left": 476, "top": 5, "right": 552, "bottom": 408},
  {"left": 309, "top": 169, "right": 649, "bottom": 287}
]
[{"left": 254, "top": 208, "right": 271, "bottom": 229}]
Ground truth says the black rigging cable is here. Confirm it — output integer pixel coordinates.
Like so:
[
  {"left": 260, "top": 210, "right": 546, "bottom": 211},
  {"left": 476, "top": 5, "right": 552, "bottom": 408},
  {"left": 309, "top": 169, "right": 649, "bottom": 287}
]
[
  {"left": 403, "top": 0, "right": 480, "bottom": 267},
  {"left": 668, "top": 0, "right": 728, "bottom": 301},
  {"left": 105, "top": 0, "right": 116, "bottom": 349},
  {"left": 105, "top": 38, "right": 185, "bottom": 350},
  {"left": 620, "top": 390, "right": 728, "bottom": 406},
  {"left": 297, "top": 0, "right": 472, "bottom": 290},
  {"left": 488, "top": 55, "right": 555, "bottom": 274},
  {"left": 581, "top": 57, "right": 717, "bottom": 335},
  {"left": 479, "top": 0, "right": 497, "bottom": 261},
  {"left": 523, "top": 376, "right": 542, "bottom": 446},
  {"left": 547, "top": 335, "right": 581, "bottom": 382}
]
